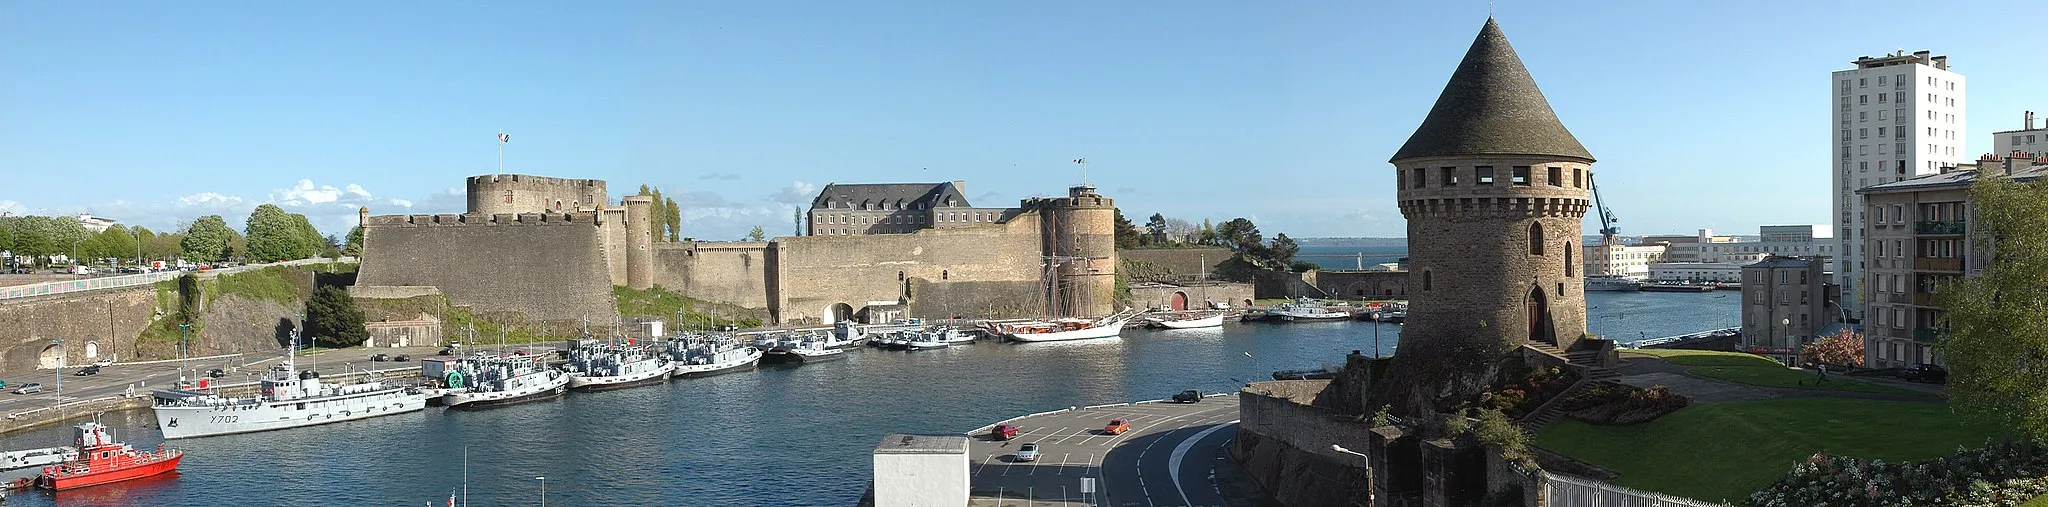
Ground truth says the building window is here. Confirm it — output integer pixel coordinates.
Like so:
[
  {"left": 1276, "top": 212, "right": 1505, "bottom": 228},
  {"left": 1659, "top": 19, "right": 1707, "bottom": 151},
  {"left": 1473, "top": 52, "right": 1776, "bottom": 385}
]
[
  {"left": 1512, "top": 166, "right": 1531, "bottom": 185},
  {"left": 1565, "top": 242, "right": 1574, "bottom": 277},
  {"left": 1411, "top": 168, "right": 1426, "bottom": 188},
  {"left": 1475, "top": 166, "right": 1495, "bottom": 185},
  {"left": 1859, "top": 95, "right": 1867, "bottom": 104},
  {"left": 1423, "top": 270, "right": 1432, "bottom": 291},
  {"left": 1397, "top": 169, "right": 1406, "bottom": 189},
  {"left": 1529, "top": 223, "right": 1545, "bottom": 256},
  {"left": 1557, "top": 282, "right": 1565, "bottom": 296},
  {"left": 1440, "top": 167, "right": 1458, "bottom": 186},
  {"left": 1573, "top": 169, "right": 1583, "bottom": 188},
  {"left": 503, "top": 190, "right": 514, "bottom": 204},
  {"left": 1547, "top": 167, "right": 1562, "bottom": 186}
]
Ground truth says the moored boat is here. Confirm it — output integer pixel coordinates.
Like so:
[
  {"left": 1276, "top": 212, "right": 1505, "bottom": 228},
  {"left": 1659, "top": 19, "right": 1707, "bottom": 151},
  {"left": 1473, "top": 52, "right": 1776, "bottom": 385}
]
[
  {"left": 152, "top": 331, "right": 427, "bottom": 439},
  {"left": 1583, "top": 274, "right": 1642, "bottom": 292},
  {"left": 566, "top": 343, "right": 671, "bottom": 391},
  {"left": 1146, "top": 312, "right": 1225, "bottom": 329},
  {"left": 671, "top": 338, "right": 763, "bottom": 378},
  {"left": 999, "top": 311, "right": 1135, "bottom": 343},
  {"left": 1263, "top": 298, "right": 1351, "bottom": 321},
  {"left": 762, "top": 338, "right": 847, "bottom": 364},
  {"left": 441, "top": 355, "right": 570, "bottom": 409},
  {"left": 35, "top": 422, "right": 181, "bottom": 491}
]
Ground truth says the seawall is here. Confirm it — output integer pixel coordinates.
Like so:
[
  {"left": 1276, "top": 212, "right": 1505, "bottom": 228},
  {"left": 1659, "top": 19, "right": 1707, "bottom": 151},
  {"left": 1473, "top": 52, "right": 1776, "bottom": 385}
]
[
  {"left": 356, "top": 213, "right": 618, "bottom": 322},
  {"left": 1233, "top": 380, "right": 1378, "bottom": 506}
]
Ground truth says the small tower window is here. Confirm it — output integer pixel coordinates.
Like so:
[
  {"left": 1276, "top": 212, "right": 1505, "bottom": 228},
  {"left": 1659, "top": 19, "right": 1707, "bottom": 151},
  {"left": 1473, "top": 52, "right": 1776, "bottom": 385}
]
[
  {"left": 1474, "top": 166, "right": 1495, "bottom": 185},
  {"left": 1422, "top": 270, "right": 1432, "bottom": 291},
  {"left": 1411, "top": 168, "right": 1426, "bottom": 188},
  {"left": 1548, "top": 167, "right": 1562, "bottom": 186},
  {"left": 1529, "top": 223, "right": 1545, "bottom": 256},
  {"left": 1558, "top": 283, "right": 1565, "bottom": 296},
  {"left": 1512, "top": 166, "right": 1531, "bottom": 185},
  {"left": 1565, "top": 242, "right": 1575, "bottom": 277},
  {"left": 1397, "top": 169, "right": 1406, "bottom": 189},
  {"left": 1440, "top": 167, "right": 1458, "bottom": 187},
  {"left": 898, "top": 271, "right": 905, "bottom": 281},
  {"left": 1573, "top": 168, "right": 1584, "bottom": 188}
]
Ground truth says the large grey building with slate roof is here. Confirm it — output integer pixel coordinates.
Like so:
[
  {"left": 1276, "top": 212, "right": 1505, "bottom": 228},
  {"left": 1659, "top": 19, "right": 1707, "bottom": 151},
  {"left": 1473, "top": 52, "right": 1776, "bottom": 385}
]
[{"left": 806, "top": 181, "right": 1017, "bottom": 236}]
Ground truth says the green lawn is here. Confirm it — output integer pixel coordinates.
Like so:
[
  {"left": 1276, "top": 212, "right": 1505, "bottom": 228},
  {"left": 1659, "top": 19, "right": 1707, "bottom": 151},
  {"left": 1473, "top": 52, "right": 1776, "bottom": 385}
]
[
  {"left": 1625, "top": 349, "right": 1929, "bottom": 396},
  {"left": 2025, "top": 493, "right": 2048, "bottom": 507},
  {"left": 1535, "top": 397, "right": 2000, "bottom": 503}
]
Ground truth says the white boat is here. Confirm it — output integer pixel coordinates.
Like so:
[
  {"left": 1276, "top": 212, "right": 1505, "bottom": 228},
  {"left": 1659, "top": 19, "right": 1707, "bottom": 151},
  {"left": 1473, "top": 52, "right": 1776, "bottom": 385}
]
[
  {"left": 671, "top": 339, "right": 763, "bottom": 378},
  {"left": 1584, "top": 274, "right": 1643, "bottom": 292},
  {"left": 1149, "top": 313, "right": 1225, "bottom": 329},
  {"left": 830, "top": 322, "right": 870, "bottom": 348},
  {"left": 999, "top": 311, "right": 1135, "bottom": 343},
  {"left": 763, "top": 338, "right": 847, "bottom": 364},
  {"left": 1267, "top": 298, "right": 1351, "bottom": 321},
  {"left": 903, "top": 328, "right": 958, "bottom": 351},
  {"left": 565, "top": 344, "right": 671, "bottom": 391},
  {"left": 151, "top": 332, "right": 427, "bottom": 439},
  {"left": 441, "top": 356, "right": 570, "bottom": 410}
]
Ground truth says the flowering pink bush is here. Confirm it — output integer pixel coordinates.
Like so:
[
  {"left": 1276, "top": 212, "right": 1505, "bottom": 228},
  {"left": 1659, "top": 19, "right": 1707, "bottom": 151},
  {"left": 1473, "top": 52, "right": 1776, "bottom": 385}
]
[{"left": 1750, "top": 440, "right": 2048, "bottom": 506}]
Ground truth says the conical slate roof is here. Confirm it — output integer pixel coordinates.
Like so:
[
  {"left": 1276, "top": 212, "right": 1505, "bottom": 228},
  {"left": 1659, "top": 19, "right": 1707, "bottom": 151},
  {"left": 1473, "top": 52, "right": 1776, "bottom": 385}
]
[{"left": 1390, "top": 18, "right": 1593, "bottom": 163}]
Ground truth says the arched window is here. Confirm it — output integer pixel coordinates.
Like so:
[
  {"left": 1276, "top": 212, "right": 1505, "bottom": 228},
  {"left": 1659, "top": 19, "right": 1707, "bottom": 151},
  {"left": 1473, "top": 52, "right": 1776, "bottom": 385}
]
[
  {"left": 1422, "top": 270, "right": 1432, "bottom": 291},
  {"left": 1529, "top": 223, "right": 1545, "bottom": 256},
  {"left": 898, "top": 271, "right": 905, "bottom": 281},
  {"left": 1565, "top": 242, "right": 1575, "bottom": 277}
]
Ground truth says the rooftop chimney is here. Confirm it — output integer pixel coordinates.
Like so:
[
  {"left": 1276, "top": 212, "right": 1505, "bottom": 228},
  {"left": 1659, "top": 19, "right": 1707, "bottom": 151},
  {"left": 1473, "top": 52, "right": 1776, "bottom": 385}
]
[{"left": 2028, "top": 111, "right": 2037, "bottom": 130}]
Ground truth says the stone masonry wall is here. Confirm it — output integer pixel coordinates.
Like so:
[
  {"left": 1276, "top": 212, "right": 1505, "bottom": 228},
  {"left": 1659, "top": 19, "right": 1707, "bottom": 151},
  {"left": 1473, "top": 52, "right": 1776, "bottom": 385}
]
[
  {"left": 1118, "top": 248, "right": 1235, "bottom": 280},
  {"left": 356, "top": 213, "right": 617, "bottom": 322},
  {"left": 906, "top": 279, "right": 1044, "bottom": 321},
  {"left": 466, "top": 174, "right": 607, "bottom": 215},
  {"left": 1234, "top": 380, "right": 1378, "bottom": 506},
  {"left": 0, "top": 288, "right": 156, "bottom": 373},
  {"left": 652, "top": 242, "right": 772, "bottom": 309},
  {"left": 1314, "top": 270, "right": 1411, "bottom": 299},
  {"left": 771, "top": 216, "right": 1044, "bottom": 324}
]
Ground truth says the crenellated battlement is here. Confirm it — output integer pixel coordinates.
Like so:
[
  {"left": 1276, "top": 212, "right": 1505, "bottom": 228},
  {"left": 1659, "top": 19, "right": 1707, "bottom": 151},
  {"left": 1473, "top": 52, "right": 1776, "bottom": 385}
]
[{"left": 361, "top": 211, "right": 600, "bottom": 227}]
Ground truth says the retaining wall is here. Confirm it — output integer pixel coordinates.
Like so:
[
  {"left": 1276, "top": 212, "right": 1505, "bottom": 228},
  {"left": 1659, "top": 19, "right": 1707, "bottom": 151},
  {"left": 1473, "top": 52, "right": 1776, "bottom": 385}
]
[{"left": 356, "top": 212, "right": 617, "bottom": 322}]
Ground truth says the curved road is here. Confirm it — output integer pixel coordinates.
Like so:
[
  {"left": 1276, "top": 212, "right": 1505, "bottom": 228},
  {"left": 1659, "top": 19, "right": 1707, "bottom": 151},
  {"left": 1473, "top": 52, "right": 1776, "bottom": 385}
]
[{"left": 967, "top": 396, "right": 1239, "bottom": 507}]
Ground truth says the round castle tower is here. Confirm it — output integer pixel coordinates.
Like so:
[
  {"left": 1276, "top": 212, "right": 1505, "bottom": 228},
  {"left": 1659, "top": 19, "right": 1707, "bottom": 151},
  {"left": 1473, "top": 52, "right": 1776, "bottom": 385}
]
[
  {"left": 1375, "top": 18, "right": 1595, "bottom": 414},
  {"left": 623, "top": 195, "right": 655, "bottom": 290},
  {"left": 467, "top": 174, "right": 608, "bottom": 215},
  {"left": 1036, "top": 185, "right": 1118, "bottom": 318}
]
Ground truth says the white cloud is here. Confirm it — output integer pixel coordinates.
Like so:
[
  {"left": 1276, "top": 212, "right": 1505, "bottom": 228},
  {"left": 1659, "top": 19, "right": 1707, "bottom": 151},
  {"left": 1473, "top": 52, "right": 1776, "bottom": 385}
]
[
  {"left": 0, "top": 200, "right": 25, "bottom": 216},
  {"left": 768, "top": 181, "right": 818, "bottom": 205}
]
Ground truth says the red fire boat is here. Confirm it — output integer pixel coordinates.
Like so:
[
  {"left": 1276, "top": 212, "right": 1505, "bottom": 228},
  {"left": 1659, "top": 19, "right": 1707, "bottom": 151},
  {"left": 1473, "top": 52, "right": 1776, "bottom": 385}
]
[{"left": 35, "top": 422, "right": 182, "bottom": 491}]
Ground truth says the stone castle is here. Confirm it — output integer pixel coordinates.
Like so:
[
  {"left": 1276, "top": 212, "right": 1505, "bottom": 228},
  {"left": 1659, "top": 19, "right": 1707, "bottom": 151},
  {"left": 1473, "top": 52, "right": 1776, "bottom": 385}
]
[{"left": 353, "top": 174, "right": 1118, "bottom": 326}]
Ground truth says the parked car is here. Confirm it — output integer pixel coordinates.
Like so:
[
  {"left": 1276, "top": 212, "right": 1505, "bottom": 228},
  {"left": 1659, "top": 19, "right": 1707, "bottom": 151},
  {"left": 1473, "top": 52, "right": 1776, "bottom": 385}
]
[
  {"left": 1901, "top": 363, "right": 1949, "bottom": 384},
  {"left": 1172, "top": 390, "right": 1204, "bottom": 403},
  {"left": 14, "top": 383, "right": 43, "bottom": 395},
  {"left": 74, "top": 365, "right": 100, "bottom": 376},
  {"left": 208, "top": 368, "right": 227, "bottom": 379},
  {"left": 92, "top": 359, "right": 113, "bottom": 367},
  {"left": 0, "top": 380, "right": 8, "bottom": 389},
  {"left": 393, "top": 354, "right": 410, "bottom": 362},
  {"left": 1015, "top": 442, "right": 1040, "bottom": 462},
  {"left": 990, "top": 424, "right": 1019, "bottom": 441},
  {"left": 371, "top": 354, "right": 391, "bottom": 362},
  {"left": 1104, "top": 418, "right": 1131, "bottom": 435}
]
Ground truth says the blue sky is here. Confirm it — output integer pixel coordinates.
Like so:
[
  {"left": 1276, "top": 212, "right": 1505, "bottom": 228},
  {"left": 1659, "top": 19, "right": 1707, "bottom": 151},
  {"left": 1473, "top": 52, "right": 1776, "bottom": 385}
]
[{"left": 4, "top": 1, "right": 2045, "bottom": 240}]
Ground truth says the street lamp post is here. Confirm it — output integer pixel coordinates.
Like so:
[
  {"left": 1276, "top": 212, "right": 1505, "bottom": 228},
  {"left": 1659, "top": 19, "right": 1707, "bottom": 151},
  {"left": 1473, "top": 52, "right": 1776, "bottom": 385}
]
[
  {"left": 52, "top": 338, "right": 62, "bottom": 399},
  {"left": 536, "top": 476, "right": 547, "bottom": 507}
]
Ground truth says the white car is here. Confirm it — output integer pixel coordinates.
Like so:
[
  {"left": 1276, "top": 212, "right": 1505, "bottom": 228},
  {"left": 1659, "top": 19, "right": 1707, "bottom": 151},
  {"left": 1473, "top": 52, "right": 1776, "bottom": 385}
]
[
  {"left": 14, "top": 383, "right": 44, "bottom": 395},
  {"left": 92, "top": 359, "right": 113, "bottom": 367},
  {"left": 1015, "top": 442, "right": 1040, "bottom": 462}
]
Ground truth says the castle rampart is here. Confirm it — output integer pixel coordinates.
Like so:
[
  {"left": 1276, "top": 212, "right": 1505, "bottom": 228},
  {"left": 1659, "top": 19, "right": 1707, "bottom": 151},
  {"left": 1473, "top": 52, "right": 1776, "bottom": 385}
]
[
  {"left": 355, "top": 208, "right": 616, "bottom": 323},
  {"left": 466, "top": 174, "right": 607, "bottom": 215}
]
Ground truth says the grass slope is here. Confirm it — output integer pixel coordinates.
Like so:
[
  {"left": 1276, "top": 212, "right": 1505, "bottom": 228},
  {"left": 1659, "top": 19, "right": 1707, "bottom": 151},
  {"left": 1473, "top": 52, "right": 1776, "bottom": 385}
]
[
  {"left": 1625, "top": 349, "right": 1927, "bottom": 396},
  {"left": 1536, "top": 397, "right": 2000, "bottom": 503}
]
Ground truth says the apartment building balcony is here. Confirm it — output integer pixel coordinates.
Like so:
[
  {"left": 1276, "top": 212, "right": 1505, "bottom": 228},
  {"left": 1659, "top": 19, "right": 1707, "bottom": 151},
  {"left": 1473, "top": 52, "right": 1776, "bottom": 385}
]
[
  {"left": 1914, "top": 328, "right": 1941, "bottom": 345},
  {"left": 1881, "top": 293, "right": 1913, "bottom": 305},
  {"left": 1914, "top": 220, "right": 1965, "bottom": 236},
  {"left": 1913, "top": 292, "right": 1936, "bottom": 307},
  {"left": 1915, "top": 258, "right": 1964, "bottom": 273}
]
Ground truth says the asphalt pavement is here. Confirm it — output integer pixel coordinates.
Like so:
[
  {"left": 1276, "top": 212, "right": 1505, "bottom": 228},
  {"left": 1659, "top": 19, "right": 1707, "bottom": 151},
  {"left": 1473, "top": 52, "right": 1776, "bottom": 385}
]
[{"left": 968, "top": 394, "right": 1240, "bottom": 507}]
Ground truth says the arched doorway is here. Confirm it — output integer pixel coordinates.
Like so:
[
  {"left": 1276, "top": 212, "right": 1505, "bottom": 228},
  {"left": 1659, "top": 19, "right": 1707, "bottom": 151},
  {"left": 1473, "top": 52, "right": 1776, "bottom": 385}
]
[
  {"left": 1527, "top": 285, "right": 1555, "bottom": 346},
  {"left": 84, "top": 342, "right": 99, "bottom": 359},
  {"left": 1170, "top": 291, "right": 1189, "bottom": 311},
  {"left": 38, "top": 344, "right": 64, "bottom": 369},
  {"left": 829, "top": 303, "right": 855, "bottom": 324}
]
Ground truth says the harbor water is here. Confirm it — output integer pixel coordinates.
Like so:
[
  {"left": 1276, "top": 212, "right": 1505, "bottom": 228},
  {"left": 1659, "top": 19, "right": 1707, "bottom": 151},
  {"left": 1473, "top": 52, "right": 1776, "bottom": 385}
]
[{"left": 0, "top": 291, "right": 1732, "bottom": 506}]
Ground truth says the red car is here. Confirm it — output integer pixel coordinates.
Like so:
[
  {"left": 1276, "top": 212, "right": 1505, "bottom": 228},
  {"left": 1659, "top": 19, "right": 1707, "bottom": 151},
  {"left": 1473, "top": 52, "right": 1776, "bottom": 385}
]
[
  {"left": 990, "top": 424, "right": 1019, "bottom": 441},
  {"left": 1104, "top": 418, "right": 1131, "bottom": 435}
]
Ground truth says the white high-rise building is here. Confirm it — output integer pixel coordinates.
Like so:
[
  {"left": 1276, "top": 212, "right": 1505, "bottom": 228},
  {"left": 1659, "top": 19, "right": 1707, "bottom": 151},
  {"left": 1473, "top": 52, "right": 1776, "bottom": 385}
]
[{"left": 1832, "top": 50, "right": 1966, "bottom": 319}]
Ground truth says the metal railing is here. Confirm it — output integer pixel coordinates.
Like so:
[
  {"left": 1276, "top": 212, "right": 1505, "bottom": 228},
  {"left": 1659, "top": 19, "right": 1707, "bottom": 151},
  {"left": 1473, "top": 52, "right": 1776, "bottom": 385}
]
[
  {"left": 0, "top": 258, "right": 350, "bottom": 301},
  {"left": 1914, "top": 220, "right": 1965, "bottom": 235},
  {"left": 1544, "top": 472, "right": 1731, "bottom": 507}
]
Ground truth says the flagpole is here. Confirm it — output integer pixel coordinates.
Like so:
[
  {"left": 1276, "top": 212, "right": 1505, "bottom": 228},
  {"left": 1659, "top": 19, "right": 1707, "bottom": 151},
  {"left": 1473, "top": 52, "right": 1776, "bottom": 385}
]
[{"left": 496, "top": 130, "right": 505, "bottom": 177}]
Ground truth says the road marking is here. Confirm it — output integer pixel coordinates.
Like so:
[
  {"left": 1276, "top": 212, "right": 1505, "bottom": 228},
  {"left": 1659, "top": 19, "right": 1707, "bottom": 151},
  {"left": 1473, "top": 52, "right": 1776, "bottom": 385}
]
[
  {"left": 973, "top": 454, "right": 998, "bottom": 476},
  {"left": 1057, "top": 453, "right": 1071, "bottom": 475},
  {"left": 1169, "top": 421, "right": 1237, "bottom": 507}
]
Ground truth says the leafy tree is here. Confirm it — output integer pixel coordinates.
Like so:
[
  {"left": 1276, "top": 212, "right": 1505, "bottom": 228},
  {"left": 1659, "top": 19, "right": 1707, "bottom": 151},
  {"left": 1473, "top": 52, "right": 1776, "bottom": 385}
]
[
  {"left": 289, "top": 214, "right": 324, "bottom": 259},
  {"left": 304, "top": 285, "right": 367, "bottom": 347},
  {"left": 181, "top": 215, "right": 236, "bottom": 262},
  {"left": 1164, "top": 218, "right": 1196, "bottom": 244},
  {"left": 1288, "top": 260, "right": 1319, "bottom": 273},
  {"left": 321, "top": 234, "right": 342, "bottom": 260},
  {"left": 142, "top": 229, "right": 183, "bottom": 261},
  {"left": 1267, "top": 233, "right": 1300, "bottom": 265},
  {"left": 242, "top": 205, "right": 301, "bottom": 261},
  {"left": 1199, "top": 218, "right": 1217, "bottom": 246},
  {"left": 83, "top": 225, "right": 138, "bottom": 263},
  {"left": 1801, "top": 328, "right": 1864, "bottom": 367},
  {"left": 0, "top": 218, "right": 13, "bottom": 257},
  {"left": 1217, "top": 218, "right": 1263, "bottom": 255},
  {"left": 1935, "top": 175, "right": 2048, "bottom": 440},
  {"left": 746, "top": 226, "right": 766, "bottom": 242},
  {"left": 343, "top": 226, "right": 364, "bottom": 257},
  {"left": 665, "top": 197, "right": 682, "bottom": 242},
  {"left": 1145, "top": 213, "right": 1168, "bottom": 235},
  {"left": 1112, "top": 209, "right": 1141, "bottom": 249}
]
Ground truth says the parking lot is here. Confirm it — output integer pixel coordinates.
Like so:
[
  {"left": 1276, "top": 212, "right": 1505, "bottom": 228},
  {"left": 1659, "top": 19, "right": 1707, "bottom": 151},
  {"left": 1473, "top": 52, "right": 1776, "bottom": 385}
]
[{"left": 968, "top": 394, "right": 1239, "bottom": 507}]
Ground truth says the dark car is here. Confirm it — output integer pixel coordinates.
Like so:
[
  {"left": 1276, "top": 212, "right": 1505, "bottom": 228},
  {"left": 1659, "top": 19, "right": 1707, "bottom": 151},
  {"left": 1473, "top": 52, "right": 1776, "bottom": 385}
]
[
  {"left": 208, "top": 368, "right": 227, "bottom": 379},
  {"left": 371, "top": 354, "right": 390, "bottom": 362},
  {"left": 393, "top": 354, "right": 410, "bottom": 362},
  {"left": 1172, "top": 390, "right": 1204, "bottom": 403},
  {"left": 1901, "top": 363, "right": 1949, "bottom": 384},
  {"left": 74, "top": 365, "right": 100, "bottom": 376}
]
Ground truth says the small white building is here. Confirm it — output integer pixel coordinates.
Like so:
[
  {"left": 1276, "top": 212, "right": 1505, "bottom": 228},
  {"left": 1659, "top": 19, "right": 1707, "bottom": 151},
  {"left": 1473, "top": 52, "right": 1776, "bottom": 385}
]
[
  {"left": 75, "top": 213, "right": 119, "bottom": 233},
  {"left": 1993, "top": 111, "right": 2047, "bottom": 157},
  {"left": 1582, "top": 243, "right": 1666, "bottom": 279},
  {"left": 1648, "top": 261, "right": 1754, "bottom": 283},
  {"left": 872, "top": 433, "right": 968, "bottom": 507}
]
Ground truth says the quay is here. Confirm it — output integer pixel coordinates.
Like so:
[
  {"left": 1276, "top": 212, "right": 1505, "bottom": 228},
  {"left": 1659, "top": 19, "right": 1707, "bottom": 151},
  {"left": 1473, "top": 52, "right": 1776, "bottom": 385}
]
[{"left": 956, "top": 393, "right": 1242, "bottom": 507}]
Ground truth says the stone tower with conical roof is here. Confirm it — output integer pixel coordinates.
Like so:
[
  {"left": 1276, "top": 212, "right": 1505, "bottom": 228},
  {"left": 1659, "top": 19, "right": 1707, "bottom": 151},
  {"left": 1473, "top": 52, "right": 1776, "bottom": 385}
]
[{"left": 1373, "top": 18, "right": 1596, "bottom": 415}]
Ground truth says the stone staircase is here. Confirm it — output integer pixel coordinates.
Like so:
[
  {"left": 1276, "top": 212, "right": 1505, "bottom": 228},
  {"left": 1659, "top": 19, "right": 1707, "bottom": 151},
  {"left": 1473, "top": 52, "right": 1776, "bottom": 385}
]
[{"left": 1517, "top": 343, "right": 1623, "bottom": 435}]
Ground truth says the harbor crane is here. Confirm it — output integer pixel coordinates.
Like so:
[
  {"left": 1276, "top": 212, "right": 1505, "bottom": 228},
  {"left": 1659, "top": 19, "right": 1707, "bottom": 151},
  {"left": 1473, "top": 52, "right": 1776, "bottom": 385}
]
[{"left": 1590, "top": 173, "right": 1620, "bottom": 247}]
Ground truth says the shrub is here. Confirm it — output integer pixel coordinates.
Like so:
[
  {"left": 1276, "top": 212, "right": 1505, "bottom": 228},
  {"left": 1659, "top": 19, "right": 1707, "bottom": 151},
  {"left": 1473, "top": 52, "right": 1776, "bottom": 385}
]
[
  {"left": 1750, "top": 439, "right": 2048, "bottom": 506},
  {"left": 1560, "top": 382, "right": 1690, "bottom": 426}
]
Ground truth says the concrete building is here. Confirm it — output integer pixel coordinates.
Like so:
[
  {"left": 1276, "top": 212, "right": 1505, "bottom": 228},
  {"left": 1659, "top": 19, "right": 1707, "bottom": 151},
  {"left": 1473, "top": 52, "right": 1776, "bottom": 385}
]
[
  {"left": 1740, "top": 256, "right": 1837, "bottom": 364},
  {"left": 1832, "top": 50, "right": 1968, "bottom": 318},
  {"left": 74, "top": 214, "right": 118, "bottom": 233},
  {"left": 870, "top": 434, "right": 969, "bottom": 507},
  {"left": 806, "top": 181, "right": 1012, "bottom": 236},
  {"left": 1993, "top": 111, "right": 2047, "bottom": 157},
  {"left": 1648, "top": 260, "right": 1755, "bottom": 283},
  {"left": 1376, "top": 18, "right": 1596, "bottom": 413},
  {"left": 1657, "top": 227, "right": 1835, "bottom": 272},
  {"left": 1582, "top": 243, "right": 1664, "bottom": 279},
  {"left": 1853, "top": 154, "right": 2047, "bottom": 368}
]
